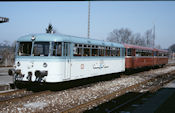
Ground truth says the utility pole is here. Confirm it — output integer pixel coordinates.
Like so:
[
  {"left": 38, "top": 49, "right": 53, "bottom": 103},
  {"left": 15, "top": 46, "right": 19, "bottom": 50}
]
[
  {"left": 153, "top": 24, "right": 155, "bottom": 48},
  {"left": 88, "top": 1, "right": 90, "bottom": 38}
]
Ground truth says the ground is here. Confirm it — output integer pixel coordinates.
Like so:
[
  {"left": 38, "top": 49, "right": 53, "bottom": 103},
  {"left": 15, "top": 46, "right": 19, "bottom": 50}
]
[{"left": 0, "top": 67, "right": 13, "bottom": 85}]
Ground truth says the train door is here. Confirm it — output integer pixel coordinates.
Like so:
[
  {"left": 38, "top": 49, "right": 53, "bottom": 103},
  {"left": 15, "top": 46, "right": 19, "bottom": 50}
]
[{"left": 64, "top": 42, "right": 71, "bottom": 80}]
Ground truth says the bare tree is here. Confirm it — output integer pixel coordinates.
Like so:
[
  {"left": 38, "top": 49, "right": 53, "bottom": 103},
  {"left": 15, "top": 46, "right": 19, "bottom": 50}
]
[
  {"left": 107, "top": 28, "right": 145, "bottom": 46},
  {"left": 0, "top": 40, "right": 16, "bottom": 66},
  {"left": 2, "top": 40, "right": 10, "bottom": 47},
  {"left": 2, "top": 48, "right": 10, "bottom": 66},
  {"left": 107, "top": 27, "right": 161, "bottom": 49},
  {"left": 133, "top": 33, "right": 140, "bottom": 45},
  {"left": 128, "top": 35, "right": 135, "bottom": 45},
  {"left": 107, "top": 28, "right": 132, "bottom": 44},
  {"left": 144, "top": 29, "right": 154, "bottom": 47}
]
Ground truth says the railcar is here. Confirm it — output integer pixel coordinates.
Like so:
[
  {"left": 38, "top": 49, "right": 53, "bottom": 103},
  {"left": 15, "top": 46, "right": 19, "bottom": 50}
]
[
  {"left": 124, "top": 44, "right": 168, "bottom": 69},
  {"left": 9, "top": 33, "right": 125, "bottom": 85}
]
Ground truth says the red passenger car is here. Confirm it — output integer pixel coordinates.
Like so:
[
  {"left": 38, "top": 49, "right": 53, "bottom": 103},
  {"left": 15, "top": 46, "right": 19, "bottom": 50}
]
[{"left": 124, "top": 44, "right": 168, "bottom": 69}]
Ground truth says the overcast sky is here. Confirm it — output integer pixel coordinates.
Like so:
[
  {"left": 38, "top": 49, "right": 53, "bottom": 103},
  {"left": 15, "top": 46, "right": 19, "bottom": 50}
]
[{"left": 0, "top": 1, "right": 175, "bottom": 49}]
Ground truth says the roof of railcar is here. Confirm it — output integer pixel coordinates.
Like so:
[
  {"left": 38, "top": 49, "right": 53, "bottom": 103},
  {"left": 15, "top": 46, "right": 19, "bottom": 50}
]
[
  {"left": 17, "top": 33, "right": 124, "bottom": 48},
  {"left": 124, "top": 44, "right": 154, "bottom": 51},
  {"left": 124, "top": 43, "right": 168, "bottom": 53},
  {"left": 154, "top": 48, "right": 168, "bottom": 53}
]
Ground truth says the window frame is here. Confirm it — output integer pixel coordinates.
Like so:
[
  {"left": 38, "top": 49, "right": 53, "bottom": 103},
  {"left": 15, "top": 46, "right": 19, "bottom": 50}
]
[
  {"left": 73, "top": 43, "right": 83, "bottom": 56},
  {"left": 17, "top": 42, "right": 32, "bottom": 56},
  {"left": 83, "top": 44, "right": 91, "bottom": 56},
  {"left": 52, "top": 42, "right": 62, "bottom": 56}
]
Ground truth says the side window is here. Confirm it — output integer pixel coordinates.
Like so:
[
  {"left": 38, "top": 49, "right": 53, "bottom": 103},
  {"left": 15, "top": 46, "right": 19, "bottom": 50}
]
[
  {"left": 83, "top": 44, "right": 90, "bottom": 56},
  {"left": 136, "top": 49, "right": 140, "bottom": 56},
  {"left": 127, "top": 49, "right": 132, "bottom": 56},
  {"left": 73, "top": 44, "right": 82, "bottom": 56},
  {"left": 99, "top": 46, "right": 105, "bottom": 56},
  {"left": 117, "top": 48, "right": 121, "bottom": 56},
  {"left": 142, "top": 50, "right": 146, "bottom": 56},
  {"left": 159, "top": 52, "right": 163, "bottom": 56},
  {"left": 135, "top": 49, "right": 153, "bottom": 57},
  {"left": 164, "top": 53, "right": 168, "bottom": 56},
  {"left": 154, "top": 52, "right": 157, "bottom": 56},
  {"left": 52, "top": 42, "right": 62, "bottom": 56},
  {"left": 105, "top": 46, "right": 110, "bottom": 56},
  {"left": 92, "top": 45, "right": 98, "bottom": 56},
  {"left": 136, "top": 49, "right": 148, "bottom": 57},
  {"left": 111, "top": 47, "right": 120, "bottom": 56},
  {"left": 111, "top": 47, "right": 116, "bottom": 56},
  {"left": 148, "top": 51, "right": 153, "bottom": 56}
]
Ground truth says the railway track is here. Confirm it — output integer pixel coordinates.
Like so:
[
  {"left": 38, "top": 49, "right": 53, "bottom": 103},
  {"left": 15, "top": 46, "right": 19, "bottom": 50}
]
[
  {"left": 86, "top": 73, "right": 175, "bottom": 113},
  {"left": 61, "top": 70, "right": 175, "bottom": 113},
  {"left": 0, "top": 89, "right": 52, "bottom": 108},
  {"left": 0, "top": 89, "right": 31, "bottom": 102},
  {"left": 1, "top": 66, "right": 175, "bottom": 113}
]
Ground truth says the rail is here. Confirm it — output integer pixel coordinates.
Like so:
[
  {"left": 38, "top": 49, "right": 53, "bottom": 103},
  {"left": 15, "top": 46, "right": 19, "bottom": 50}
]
[{"left": 0, "top": 89, "right": 51, "bottom": 106}]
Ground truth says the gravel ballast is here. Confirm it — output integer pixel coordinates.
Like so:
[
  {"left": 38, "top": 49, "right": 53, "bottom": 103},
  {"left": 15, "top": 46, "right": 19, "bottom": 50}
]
[{"left": 1, "top": 66, "right": 175, "bottom": 113}]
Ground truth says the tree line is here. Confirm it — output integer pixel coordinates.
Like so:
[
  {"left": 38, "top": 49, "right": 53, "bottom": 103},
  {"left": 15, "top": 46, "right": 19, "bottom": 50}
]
[
  {"left": 106, "top": 28, "right": 161, "bottom": 49},
  {"left": 0, "top": 40, "right": 15, "bottom": 66},
  {"left": 0, "top": 24, "right": 174, "bottom": 66}
]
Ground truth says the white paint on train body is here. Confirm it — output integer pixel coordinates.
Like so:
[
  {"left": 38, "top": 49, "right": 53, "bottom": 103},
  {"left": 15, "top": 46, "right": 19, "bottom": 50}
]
[{"left": 14, "top": 58, "right": 125, "bottom": 83}]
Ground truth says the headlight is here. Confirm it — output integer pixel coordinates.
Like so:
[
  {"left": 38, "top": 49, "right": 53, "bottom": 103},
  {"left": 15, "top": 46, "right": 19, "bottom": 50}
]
[
  {"left": 43, "top": 63, "right": 47, "bottom": 68},
  {"left": 17, "top": 62, "right": 20, "bottom": 67}
]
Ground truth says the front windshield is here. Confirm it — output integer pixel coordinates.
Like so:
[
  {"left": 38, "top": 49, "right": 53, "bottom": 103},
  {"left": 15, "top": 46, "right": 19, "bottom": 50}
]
[
  {"left": 18, "top": 42, "right": 32, "bottom": 56},
  {"left": 33, "top": 42, "right": 49, "bottom": 56}
]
